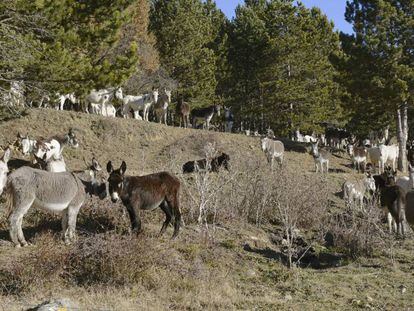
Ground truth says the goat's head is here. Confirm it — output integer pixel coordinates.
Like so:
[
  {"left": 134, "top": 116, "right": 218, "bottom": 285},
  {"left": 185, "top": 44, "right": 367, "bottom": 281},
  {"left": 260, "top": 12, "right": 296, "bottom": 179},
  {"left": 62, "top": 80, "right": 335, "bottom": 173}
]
[
  {"left": 67, "top": 128, "right": 79, "bottom": 148},
  {"left": 0, "top": 148, "right": 10, "bottom": 195},
  {"left": 107, "top": 160, "right": 127, "bottom": 203},
  {"left": 16, "top": 132, "right": 32, "bottom": 156}
]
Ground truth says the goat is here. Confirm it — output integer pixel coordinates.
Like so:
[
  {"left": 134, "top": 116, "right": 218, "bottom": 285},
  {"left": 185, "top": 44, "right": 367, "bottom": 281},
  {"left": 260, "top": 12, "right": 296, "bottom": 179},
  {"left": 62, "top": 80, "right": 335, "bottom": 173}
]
[
  {"left": 396, "top": 163, "right": 414, "bottom": 195},
  {"left": 182, "top": 152, "right": 230, "bottom": 174},
  {"left": 107, "top": 161, "right": 181, "bottom": 238}
]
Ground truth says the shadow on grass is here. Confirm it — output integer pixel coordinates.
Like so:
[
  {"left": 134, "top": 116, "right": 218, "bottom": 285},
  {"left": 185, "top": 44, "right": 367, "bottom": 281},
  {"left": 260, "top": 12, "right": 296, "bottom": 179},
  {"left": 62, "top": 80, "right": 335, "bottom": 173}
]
[{"left": 244, "top": 242, "right": 347, "bottom": 270}]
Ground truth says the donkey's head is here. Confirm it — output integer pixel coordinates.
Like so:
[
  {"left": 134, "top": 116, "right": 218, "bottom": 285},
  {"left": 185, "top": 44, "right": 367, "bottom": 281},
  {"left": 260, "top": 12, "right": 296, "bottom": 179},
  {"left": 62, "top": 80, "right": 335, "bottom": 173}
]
[
  {"left": 261, "top": 137, "right": 269, "bottom": 152},
  {"left": 164, "top": 89, "right": 172, "bottom": 103},
  {"left": 115, "top": 87, "right": 123, "bottom": 100},
  {"left": 107, "top": 160, "right": 127, "bottom": 203},
  {"left": 152, "top": 88, "right": 159, "bottom": 103},
  {"left": 383, "top": 166, "right": 397, "bottom": 185},
  {"left": 364, "top": 172, "right": 376, "bottom": 193},
  {"left": 0, "top": 148, "right": 10, "bottom": 195},
  {"left": 16, "top": 133, "right": 32, "bottom": 156},
  {"left": 89, "top": 159, "right": 107, "bottom": 200},
  {"left": 311, "top": 141, "right": 319, "bottom": 156}
]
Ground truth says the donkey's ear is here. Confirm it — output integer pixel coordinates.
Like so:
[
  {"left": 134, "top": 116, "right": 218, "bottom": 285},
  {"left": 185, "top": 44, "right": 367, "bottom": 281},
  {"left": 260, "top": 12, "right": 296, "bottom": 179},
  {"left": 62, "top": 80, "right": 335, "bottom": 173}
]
[
  {"left": 2, "top": 148, "right": 11, "bottom": 164},
  {"left": 120, "top": 161, "right": 127, "bottom": 175},
  {"left": 107, "top": 161, "right": 114, "bottom": 174}
]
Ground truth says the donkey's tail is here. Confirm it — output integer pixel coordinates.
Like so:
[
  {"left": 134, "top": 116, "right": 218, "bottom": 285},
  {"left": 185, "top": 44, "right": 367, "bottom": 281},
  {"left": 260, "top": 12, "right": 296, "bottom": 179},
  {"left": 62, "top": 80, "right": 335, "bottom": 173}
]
[{"left": 3, "top": 179, "right": 14, "bottom": 219}]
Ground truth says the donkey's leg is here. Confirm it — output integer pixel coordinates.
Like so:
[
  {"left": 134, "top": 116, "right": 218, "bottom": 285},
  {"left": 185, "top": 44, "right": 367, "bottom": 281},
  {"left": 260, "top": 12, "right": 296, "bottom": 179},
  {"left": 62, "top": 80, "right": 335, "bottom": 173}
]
[
  {"left": 66, "top": 204, "right": 82, "bottom": 244},
  {"left": 167, "top": 192, "right": 181, "bottom": 239},
  {"left": 9, "top": 197, "right": 34, "bottom": 247},
  {"left": 124, "top": 202, "right": 141, "bottom": 234},
  {"left": 159, "top": 201, "right": 172, "bottom": 236},
  {"left": 61, "top": 208, "right": 69, "bottom": 242}
]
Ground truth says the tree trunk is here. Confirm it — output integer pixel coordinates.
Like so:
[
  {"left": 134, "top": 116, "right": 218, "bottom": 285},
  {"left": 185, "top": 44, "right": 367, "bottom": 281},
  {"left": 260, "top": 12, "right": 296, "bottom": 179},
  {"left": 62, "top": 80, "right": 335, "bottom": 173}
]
[{"left": 397, "top": 102, "right": 408, "bottom": 172}]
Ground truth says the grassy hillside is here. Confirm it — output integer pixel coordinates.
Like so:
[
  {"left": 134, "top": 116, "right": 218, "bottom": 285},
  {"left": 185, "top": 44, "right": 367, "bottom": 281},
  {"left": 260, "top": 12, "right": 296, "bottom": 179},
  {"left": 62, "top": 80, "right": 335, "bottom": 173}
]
[{"left": 0, "top": 109, "right": 413, "bottom": 310}]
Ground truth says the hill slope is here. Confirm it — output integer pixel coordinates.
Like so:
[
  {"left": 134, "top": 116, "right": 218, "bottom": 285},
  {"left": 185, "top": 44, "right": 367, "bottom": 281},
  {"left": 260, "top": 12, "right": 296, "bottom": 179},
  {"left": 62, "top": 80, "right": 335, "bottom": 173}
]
[{"left": 0, "top": 109, "right": 413, "bottom": 310}]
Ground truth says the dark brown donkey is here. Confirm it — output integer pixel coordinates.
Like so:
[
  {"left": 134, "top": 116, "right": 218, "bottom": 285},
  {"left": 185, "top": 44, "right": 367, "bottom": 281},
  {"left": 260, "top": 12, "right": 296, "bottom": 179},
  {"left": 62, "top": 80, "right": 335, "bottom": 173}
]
[{"left": 107, "top": 161, "right": 182, "bottom": 238}]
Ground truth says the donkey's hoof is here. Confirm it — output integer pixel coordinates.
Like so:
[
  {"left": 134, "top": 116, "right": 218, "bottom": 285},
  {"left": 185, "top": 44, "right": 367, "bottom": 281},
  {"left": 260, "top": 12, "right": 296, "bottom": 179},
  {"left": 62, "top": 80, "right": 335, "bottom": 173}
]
[
  {"left": 22, "top": 242, "right": 31, "bottom": 247},
  {"left": 15, "top": 244, "right": 21, "bottom": 248}
]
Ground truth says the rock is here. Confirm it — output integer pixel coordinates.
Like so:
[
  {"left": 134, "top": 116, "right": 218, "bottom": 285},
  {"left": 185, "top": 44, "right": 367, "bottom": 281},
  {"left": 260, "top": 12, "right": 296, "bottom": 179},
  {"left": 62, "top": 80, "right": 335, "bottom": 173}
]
[
  {"left": 284, "top": 294, "right": 292, "bottom": 301},
  {"left": 27, "top": 298, "right": 78, "bottom": 311},
  {"left": 399, "top": 285, "right": 407, "bottom": 294}
]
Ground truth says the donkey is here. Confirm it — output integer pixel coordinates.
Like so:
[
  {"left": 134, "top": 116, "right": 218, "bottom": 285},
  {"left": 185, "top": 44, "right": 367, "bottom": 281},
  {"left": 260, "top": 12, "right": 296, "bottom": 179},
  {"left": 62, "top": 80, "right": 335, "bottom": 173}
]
[
  {"left": 154, "top": 89, "right": 171, "bottom": 125},
  {"left": 182, "top": 152, "right": 230, "bottom": 174},
  {"left": 191, "top": 105, "right": 221, "bottom": 130},
  {"left": 176, "top": 97, "right": 190, "bottom": 128},
  {"left": 107, "top": 161, "right": 181, "bottom": 238},
  {"left": 342, "top": 173, "right": 376, "bottom": 208},
  {"left": 4, "top": 165, "right": 107, "bottom": 247},
  {"left": 311, "top": 141, "right": 330, "bottom": 173},
  {"left": 0, "top": 148, "right": 11, "bottom": 195},
  {"left": 224, "top": 107, "right": 234, "bottom": 133},
  {"left": 374, "top": 168, "right": 406, "bottom": 235},
  {"left": 261, "top": 137, "right": 284, "bottom": 170}
]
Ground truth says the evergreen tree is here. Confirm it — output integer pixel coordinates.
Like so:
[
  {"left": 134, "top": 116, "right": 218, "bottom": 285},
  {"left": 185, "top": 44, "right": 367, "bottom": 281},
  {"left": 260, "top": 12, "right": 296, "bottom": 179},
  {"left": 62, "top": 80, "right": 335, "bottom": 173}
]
[
  {"left": 150, "top": 0, "right": 220, "bottom": 106},
  {"left": 0, "top": 0, "right": 139, "bottom": 103},
  {"left": 338, "top": 0, "right": 413, "bottom": 171},
  {"left": 228, "top": 0, "right": 343, "bottom": 135}
]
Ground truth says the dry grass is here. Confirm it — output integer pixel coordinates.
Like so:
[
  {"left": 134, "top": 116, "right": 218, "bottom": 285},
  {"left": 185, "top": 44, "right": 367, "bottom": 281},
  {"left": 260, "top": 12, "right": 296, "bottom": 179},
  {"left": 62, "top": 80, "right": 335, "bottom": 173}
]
[{"left": 0, "top": 109, "right": 413, "bottom": 310}]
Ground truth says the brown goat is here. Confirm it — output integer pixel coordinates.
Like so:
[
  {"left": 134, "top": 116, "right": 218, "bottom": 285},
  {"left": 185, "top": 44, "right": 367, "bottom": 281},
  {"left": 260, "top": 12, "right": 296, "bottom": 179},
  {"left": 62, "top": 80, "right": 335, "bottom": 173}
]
[{"left": 107, "top": 161, "right": 182, "bottom": 238}]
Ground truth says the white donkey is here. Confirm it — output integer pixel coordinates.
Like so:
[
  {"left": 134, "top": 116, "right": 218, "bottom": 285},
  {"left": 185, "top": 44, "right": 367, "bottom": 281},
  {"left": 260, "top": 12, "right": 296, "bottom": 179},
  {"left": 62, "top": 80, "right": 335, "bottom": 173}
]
[
  {"left": 0, "top": 148, "right": 11, "bottom": 195},
  {"left": 261, "top": 137, "right": 284, "bottom": 170},
  {"left": 121, "top": 89, "right": 159, "bottom": 121},
  {"left": 3, "top": 159, "right": 107, "bottom": 247}
]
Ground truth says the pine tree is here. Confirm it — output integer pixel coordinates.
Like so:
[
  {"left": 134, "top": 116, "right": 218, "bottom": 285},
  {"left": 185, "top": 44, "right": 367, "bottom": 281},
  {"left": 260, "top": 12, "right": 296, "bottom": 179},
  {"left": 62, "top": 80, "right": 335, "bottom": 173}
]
[
  {"left": 228, "top": 0, "right": 343, "bottom": 135},
  {"left": 150, "top": 0, "right": 219, "bottom": 106},
  {"left": 0, "top": 0, "right": 139, "bottom": 104},
  {"left": 338, "top": 0, "right": 414, "bottom": 171}
]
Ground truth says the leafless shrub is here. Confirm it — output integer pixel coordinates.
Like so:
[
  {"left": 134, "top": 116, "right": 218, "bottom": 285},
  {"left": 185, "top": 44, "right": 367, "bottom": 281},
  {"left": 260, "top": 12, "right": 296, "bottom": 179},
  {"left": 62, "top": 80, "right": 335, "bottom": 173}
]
[{"left": 327, "top": 194, "right": 386, "bottom": 258}]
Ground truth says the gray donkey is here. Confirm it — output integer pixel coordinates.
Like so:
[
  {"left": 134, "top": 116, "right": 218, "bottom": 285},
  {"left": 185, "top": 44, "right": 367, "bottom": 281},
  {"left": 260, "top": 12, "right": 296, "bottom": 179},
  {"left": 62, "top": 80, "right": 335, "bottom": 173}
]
[{"left": 3, "top": 158, "right": 107, "bottom": 247}]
